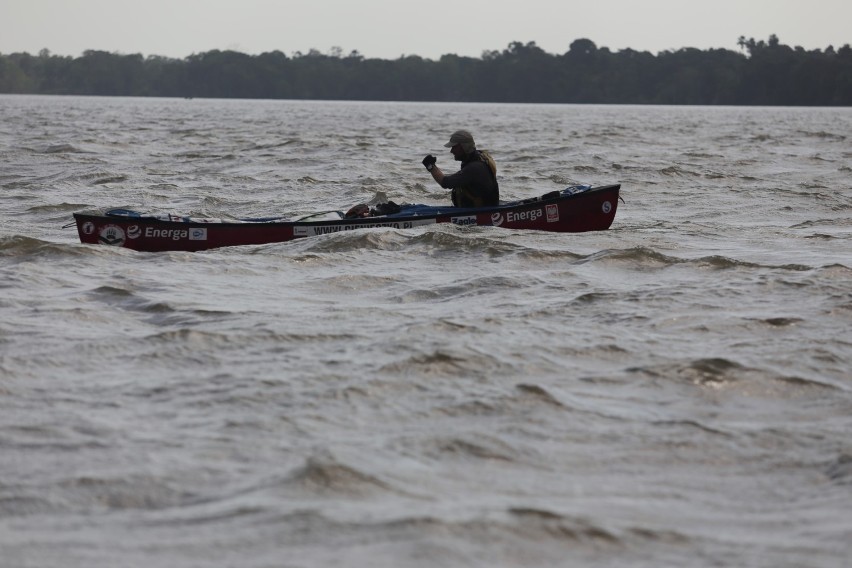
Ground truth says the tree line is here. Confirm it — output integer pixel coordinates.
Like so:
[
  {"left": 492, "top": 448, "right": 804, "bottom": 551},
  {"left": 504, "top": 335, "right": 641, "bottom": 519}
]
[{"left": 1, "top": 36, "right": 850, "bottom": 105}]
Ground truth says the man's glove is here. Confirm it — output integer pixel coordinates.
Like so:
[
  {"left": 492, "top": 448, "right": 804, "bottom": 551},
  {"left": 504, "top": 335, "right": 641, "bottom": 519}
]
[{"left": 422, "top": 154, "right": 437, "bottom": 171}]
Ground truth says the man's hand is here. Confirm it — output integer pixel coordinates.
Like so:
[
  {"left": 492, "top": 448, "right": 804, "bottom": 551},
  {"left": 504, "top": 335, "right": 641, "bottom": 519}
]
[{"left": 422, "top": 154, "right": 437, "bottom": 171}]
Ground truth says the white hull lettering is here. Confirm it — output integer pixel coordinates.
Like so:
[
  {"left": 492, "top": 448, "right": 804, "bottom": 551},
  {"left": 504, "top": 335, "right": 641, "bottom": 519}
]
[
  {"left": 301, "top": 219, "right": 435, "bottom": 237},
  {"left": 145, "top": 227, "right": 190, "bottom": 240},
  {"left": 451, "top": 216, "right": 478, "bottom": 225},
  {"left": 506, "top": 208, "right": 543, "bottom": 223}
]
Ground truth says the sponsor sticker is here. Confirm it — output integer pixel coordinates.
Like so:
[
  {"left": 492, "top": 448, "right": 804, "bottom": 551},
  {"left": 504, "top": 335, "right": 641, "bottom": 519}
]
[
  {"left": 295, "top": 219, "right": 436, "bottom": 237},
  {"left": 602, "top": 201, "right": 612, "bottom": 214},
  {"left": 127, "top": 225, "right": 141, "bottom": 239},
  {"left": 491, "top": 212, "right": 504, "bottom": 227},
  {"left": 451, "top": 215, "right": 477, "bottom": 226},
  {"left": 98, "top": 225, "right": 126, "bottom": 246},
  {"left": 82, "top": 221, "right": 95, "bottom": 235},
  {"left": 505, "top": 208, "right": 543, "bottom": 224},
  {"left": 145, "top": 227, "right": 188, "bottom": 240},
  {"left": 189, "top": 228, "right": 208, "bottom": 241},
  {"left": 546, "top": 204, "right": 559, "bottom": 223}
]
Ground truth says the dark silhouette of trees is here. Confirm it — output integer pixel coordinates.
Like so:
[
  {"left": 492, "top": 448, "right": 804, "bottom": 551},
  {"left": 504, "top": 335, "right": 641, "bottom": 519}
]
[{"left": 1, "top": 36, "right": 850, "bottom": 105}]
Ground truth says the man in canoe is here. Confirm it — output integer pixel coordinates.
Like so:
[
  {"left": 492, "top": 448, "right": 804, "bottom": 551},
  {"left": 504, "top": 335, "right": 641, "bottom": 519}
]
[{"left": 422, "top": 130, "right": 499, "bottom": 207}]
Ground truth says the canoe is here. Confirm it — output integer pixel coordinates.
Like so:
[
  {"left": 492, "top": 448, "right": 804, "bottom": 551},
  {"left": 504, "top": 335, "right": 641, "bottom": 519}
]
[{"left": 72, "top": 184, "right": 620, "bottom": 252}]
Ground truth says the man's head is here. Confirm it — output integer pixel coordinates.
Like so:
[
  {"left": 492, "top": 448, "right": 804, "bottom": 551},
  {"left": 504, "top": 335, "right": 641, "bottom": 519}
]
[{"left": 444, "top": 130, "right": 476, "bottom": 161}]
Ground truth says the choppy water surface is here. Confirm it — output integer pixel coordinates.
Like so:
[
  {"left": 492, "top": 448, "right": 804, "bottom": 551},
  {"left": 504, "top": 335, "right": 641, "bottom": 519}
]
[{"left": 1, "top": 95, "right": 851, "bottom": 567}]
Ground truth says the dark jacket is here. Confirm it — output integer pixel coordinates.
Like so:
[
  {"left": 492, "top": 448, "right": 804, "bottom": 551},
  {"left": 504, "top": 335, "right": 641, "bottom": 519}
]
[{"left": 439, "top": 151, "right": 499, "bottom": 207}]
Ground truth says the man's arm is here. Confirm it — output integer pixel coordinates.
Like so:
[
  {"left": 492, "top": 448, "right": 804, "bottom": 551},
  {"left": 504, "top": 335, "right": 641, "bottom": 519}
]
[
  {"left": 422, "top": 154, "right": 445, "bottom": 185},
  {"left": 429, "top": 164, "right": 445, "bottom": 185},
  {"left": 423, "top": 154, "right": 482, "bottom": 190}
]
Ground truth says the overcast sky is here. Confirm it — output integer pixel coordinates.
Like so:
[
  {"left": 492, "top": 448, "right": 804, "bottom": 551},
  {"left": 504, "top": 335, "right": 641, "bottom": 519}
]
[{"left": 2, "top": 0, "right": 850, "bottom": 60}]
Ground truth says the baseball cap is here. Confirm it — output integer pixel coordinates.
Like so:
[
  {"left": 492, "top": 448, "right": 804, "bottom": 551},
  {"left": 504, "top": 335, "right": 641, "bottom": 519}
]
[{"left": 444, "top": 130, "right": 476, "bottom": 149}]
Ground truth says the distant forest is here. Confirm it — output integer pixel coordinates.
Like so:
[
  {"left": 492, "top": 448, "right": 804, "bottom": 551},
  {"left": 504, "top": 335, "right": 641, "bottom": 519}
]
[{"left": 1, "top": 36, "right": 850, "bottom": 105}]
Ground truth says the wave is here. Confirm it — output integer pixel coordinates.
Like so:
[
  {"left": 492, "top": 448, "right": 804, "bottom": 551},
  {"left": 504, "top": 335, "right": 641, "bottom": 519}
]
[
  {"left": 0, "top": 494, "right": 57, "bottom": 516},
  {"left": 379, "top": 350, "right": 487, "bottom": 378},
  {"left": 38, "top": 144, "right": 87, "bottom": 154},
  {"left": 751, "top": 133, "right": 776, "bottom": 142},
  {"left": 172, "top": 151, "right": 205, "bottom": 159},
  {"left": 142, "top": 327, "right": 358, "bottom": 346},
  {"left": 289, "top": 225, "right": 528, "bottom": 256},
  {"left": 791, "top": 218, "right": 852, "bottom": 229},
  {"left": 284, "top": 455, "right": 406, "bottom": 497},
  {"left": 753, "top": 317, "right": 804, "bottom": 327},
  {"left": 804, "top": 233, "right": 840, "bottom": 240},
  {"left": 297, "top": 175, "right": 321, "bottom": 184},
  {"left": 0, "top": 471, "right": 193, "bottom": 515},
  {"left": 90, "top": 174, "right": 128, "bottom": 185},
  {"left": 307, "top": 273, "right": 400, "bottom": 294},
  {"left": 504, "top": 154, "right": 539, "bottom": 163},
  {"left": 506, "top": 508, "right": 621, "bottom": 542},
  {"left": 659, "top": 165, "right": 701, "bottom": 177},
  {"left": 628, "top": 356, "right": 739, "bottom": 387},
  {"left": 0, "top": 235, "right": 52, "bottom": 256},
  {"left": 547, "top": 173, "right": 575, "bottom": 185},
  {"left": 58, "top": 475, "right": 191, "bottom": 511},
  {"left": 814, "top": 263, "right": 852, "bottom": 277},
  {"left": 394, "top": 274, "right": 535, "bottom": 304},
  {"left": 358, "top": 507, "right": 689, "bottom": 550},
  {"left": 243, "top": 139, "right": 302, "bottom": 152},
  {"left": 82, "top": 287, "right": 245, "bottom": 329},
  {"left": 135, "top": 504, "right": 689, "bottom": 560},
  {"left": 573, "top": 247, "right": 816, "bottom": 272},
  {"left": 825, "top": 453, "right": 852, "bottom": 484},
  {"left": 431, "top": 436, "right": 520, "bottom": 462},
  {"left": 573, "top": 246, "right": 676, "bottom": 268},
  {"left": 26, "top": 202, "right": 90, "bottom": 213},
  {"left": 514, "top": 383, "right": 566, "bottom": 408},
  {"left": 515, "top": 248, "right": 585, "bottom": 262},
  {"left": 628, "top": 357, "right": 840, "bottom": 391},
  {"left": 63, "top": 170, "right": 130, "bottom": 186},
  {"left": 0, "top": 235, "right": 105, "bottom": 259},
  {"left": 572, "top": 165, "right": 599, "bottom": 173},
  {"left": 86, "top": 285, "right": 175, "bottom": 315},
  {"left": 796, "top": 130, "right": 847, "bottom": 142},
  {"left": 418, "top": 381, "right": 578, "bottom": 420},
  {"left": 681, "top": 151, "right": 724, "bottom": 159}
]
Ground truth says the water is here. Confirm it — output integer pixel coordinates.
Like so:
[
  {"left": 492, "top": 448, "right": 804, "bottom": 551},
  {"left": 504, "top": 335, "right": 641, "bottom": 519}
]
[{"left": 1, "top": 95, "right": 851, "bottom": 567}]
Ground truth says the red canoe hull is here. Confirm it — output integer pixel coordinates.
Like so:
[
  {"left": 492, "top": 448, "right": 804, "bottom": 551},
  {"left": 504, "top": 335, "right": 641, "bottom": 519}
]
[{"left": 73, "top": 184, "right": 620, "bottom": 252}]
